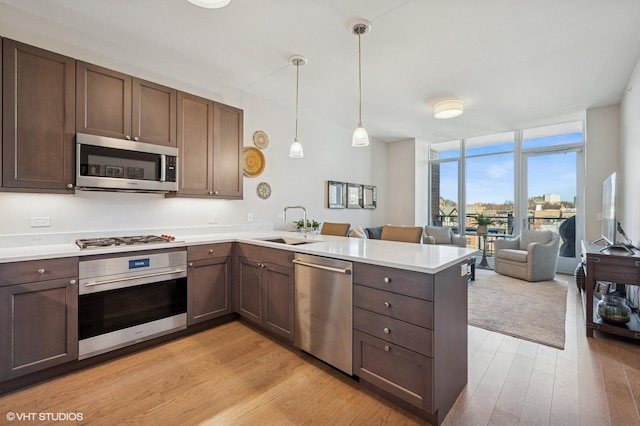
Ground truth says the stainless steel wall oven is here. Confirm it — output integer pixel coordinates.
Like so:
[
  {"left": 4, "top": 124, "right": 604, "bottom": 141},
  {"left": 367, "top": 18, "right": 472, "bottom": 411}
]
[{"left": 78, "top": 249, "right": 187, "bottom": 359}]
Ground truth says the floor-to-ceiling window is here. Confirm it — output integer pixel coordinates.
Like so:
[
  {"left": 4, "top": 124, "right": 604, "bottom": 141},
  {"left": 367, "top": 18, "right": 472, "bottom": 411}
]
[
  {"left": 520, "top": 122, "right": 583, "bottom": 272},
  {"left": 428, "top": 121, "right": 584, "bottom": 273},
  {"left": 429, "top": 140, "right": 461, "bottom": 230}
]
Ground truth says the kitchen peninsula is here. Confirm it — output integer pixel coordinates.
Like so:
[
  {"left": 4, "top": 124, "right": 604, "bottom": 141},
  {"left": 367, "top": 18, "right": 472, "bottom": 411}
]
[{"left": 0, "top": 230, "right": 477, "bottom": 425}]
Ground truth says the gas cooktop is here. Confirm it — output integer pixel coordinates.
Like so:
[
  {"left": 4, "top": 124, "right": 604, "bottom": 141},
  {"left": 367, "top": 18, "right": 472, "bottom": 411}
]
[{"left": 76, "top": 234, "right": 176, "bottom": 249}]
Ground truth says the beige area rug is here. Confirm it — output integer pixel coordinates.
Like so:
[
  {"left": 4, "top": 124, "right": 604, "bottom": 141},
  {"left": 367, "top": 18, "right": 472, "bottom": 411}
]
[{"left": 468, "top": 269, "right": 568, "bottom": 349}]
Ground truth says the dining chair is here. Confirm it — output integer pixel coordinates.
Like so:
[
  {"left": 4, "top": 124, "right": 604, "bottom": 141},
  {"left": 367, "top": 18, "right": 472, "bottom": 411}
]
[
  {"left": 380, "top": 225, "right": 423, "bottom": 243},
  {"left": 320, "top": 222, "right": 351, "bottom": 237}
]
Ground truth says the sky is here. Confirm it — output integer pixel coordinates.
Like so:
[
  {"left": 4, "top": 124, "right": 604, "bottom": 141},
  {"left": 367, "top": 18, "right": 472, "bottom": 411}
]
[{"left": 437, "top": 133, "right": 580, "bottom": 205}]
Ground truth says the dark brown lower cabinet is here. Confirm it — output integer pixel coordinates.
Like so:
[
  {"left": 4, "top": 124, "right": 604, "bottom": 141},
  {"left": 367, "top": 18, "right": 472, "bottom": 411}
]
[
  {"left": 187, "top": 243, "right": 233, "bottom": 326},
  {"left": 352, "top": 261, "right": 468, "bottom": 425},
  {"left": 0, "top": 278, "right": 78, "bottom": 381},
  {"left": 236, "top": 244, "right": 294, "bottom": 342}
]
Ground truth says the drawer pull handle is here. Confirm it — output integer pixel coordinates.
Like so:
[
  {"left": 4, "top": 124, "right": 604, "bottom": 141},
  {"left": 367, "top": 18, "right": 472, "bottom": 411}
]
[
  {"left": 383, "top": 277, "right": 390, "bottom": 283},
  {"left": 209, "top": 249, "right": 214, "bottom": 254},
  {"left": 189, "top": 262, "right": 194, "bottom": 268},
  {"left": 384, "top": 345, "right": 390, "bottom": 352},
  {"left": 384, "top": 302, "right": 391, "bottom": 309},
  {"left": 37, "top": 268, "right": 46, "bottom": 274},
  {"left": 383, "top": 327, "right": 390, "bottom": 334},
  {"left": 69, "top": 279, "right": 76, "bottom": 285}
]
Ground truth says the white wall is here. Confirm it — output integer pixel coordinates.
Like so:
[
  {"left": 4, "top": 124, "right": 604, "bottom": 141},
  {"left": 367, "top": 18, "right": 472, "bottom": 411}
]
[
  {"left": 620, "top": 56, "right": 640, "bottom": 244},
  {"left": 0, "top": 6, "right": 387, "bottom": 239},
  {"left": 384, "top": 138, "right": 429, "bottom": 227},
  {"left": 585, "top": 104, "right": 620, "bottom": 241},
  {"left": 386, "top": 140, "right": 415, "bottom": 226}
]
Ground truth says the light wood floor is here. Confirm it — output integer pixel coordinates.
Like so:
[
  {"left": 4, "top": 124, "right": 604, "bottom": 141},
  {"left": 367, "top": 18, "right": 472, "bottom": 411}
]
[{"left": 1, "top": 273, "right": 639, "bottom": 425}]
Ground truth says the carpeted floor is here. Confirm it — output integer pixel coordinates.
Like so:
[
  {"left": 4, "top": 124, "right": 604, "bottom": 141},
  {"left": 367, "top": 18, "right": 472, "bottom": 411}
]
[{"left": 468, "top": 268, "right": 568, "bottom": 349}]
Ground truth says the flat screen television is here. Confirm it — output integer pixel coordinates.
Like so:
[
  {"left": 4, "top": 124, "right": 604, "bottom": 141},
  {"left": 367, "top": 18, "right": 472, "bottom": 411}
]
[
  {"left": 601, "top": 172, "right": 617, "bottom": 245},
  {"left": 599, "top": 172, "right": 633, "bottom": 253}
]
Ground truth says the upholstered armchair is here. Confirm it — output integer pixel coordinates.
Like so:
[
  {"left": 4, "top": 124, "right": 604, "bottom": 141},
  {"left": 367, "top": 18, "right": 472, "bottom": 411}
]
[
  {"left": 423, "top": 226, "right": 467, "bottom": 247},
  {"left": 494, "top": 230, "right": 560, "bottom": 282}
]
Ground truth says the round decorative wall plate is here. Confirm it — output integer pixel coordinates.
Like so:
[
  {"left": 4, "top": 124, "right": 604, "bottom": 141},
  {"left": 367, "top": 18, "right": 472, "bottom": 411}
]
[
  {"left": 253, "top": 130, "right": 269, "bottom": 149},
  {"left": 256, "top": 182, "right": 271, "bottom": 199},
  {"left": 243, "top": 146, "right": 265, "bottom": 177}
]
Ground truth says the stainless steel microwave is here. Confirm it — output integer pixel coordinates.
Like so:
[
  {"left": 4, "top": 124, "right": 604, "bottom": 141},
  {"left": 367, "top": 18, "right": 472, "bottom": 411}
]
[{"left": 76, "top": 133, "right": 178, "bottom": 192}]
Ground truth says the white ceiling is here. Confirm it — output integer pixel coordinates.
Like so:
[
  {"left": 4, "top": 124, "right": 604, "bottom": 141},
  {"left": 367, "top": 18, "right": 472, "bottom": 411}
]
[{"left": 3, "top": 0, "right": 640, "bottom": 143}]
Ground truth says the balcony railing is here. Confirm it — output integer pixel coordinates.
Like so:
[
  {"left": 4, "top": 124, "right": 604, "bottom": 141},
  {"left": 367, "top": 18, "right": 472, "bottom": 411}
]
[{"left": 435, "top": 214, "right": 574, "bottom": 255}]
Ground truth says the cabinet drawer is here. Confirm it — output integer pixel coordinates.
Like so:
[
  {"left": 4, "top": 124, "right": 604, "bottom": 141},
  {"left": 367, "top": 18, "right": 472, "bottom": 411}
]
[
  {"left": 354, "top": 330, "right": 433, "bottom": 413},
  {"left": 0, "top": 257, "right": 78, "bottom": 286},
  {"left": 587, "top": 255, "right": 640, "bottom": 284},
  {"left": 354, "top": 284, "right": 433, "bottom": 329},
  {"left": 187, "top": 242, "right": 233, "bottom": 260},
  {"left": 353, "top": 263, "right": 433, "bottom": 301},
  {"left": 236, "top": 243, "right": 294, "bottom": 268},
  {"left": 354, "top": 308, "right": 433, "bottom": 357}
]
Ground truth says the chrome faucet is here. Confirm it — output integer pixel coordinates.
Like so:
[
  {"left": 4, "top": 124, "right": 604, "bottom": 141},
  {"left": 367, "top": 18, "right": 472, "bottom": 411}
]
[{"left": 284, "top": 205, "right": 309, "bottom": 235}]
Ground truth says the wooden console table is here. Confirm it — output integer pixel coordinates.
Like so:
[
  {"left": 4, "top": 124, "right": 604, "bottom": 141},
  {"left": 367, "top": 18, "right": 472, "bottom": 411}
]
[{"left": 581, "top": 240, "right": 640, "bottom": 340}]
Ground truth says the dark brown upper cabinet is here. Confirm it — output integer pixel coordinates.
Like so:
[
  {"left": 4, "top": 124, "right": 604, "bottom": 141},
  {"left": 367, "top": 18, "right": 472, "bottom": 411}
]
[
  {"left": 76, "top": 61, "right": 177, "bottom": 147},
  {"left": 1, "top": 39, "right": 76, "bottom": 193},
  {"left": 172, "top": 91, "right": 243, "bottom": 199}
]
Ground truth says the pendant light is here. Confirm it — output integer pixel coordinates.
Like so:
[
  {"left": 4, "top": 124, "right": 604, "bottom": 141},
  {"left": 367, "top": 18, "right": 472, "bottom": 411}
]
[
  {"left": 289, "top": 55, "right": 307, "bottom": 158},
  {"left": 351, "top": 20, "right": 371, "bottom": 147}
]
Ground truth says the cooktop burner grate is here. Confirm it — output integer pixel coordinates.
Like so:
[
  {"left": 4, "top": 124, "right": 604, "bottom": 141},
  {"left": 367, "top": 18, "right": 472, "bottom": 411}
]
[{"left": 76, "top": 235, "right": 174, "bottom": 249}]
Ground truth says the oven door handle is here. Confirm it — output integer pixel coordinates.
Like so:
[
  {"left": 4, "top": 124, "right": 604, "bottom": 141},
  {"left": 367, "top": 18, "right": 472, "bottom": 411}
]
[{"left": 83, "top": 268, "right": 186, "bottom": 287}]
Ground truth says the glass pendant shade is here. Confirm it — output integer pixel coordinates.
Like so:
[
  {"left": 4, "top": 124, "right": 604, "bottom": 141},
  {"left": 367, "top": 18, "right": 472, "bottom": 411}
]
[
  {"left": 352, "top": 123, "right": 369, "bottom": 147},
  {"left": 186, "top": 0, "right": 231, "bottom": 8},
  {"left": 289, "top": 138, "right": 304, "bottom": 158}
]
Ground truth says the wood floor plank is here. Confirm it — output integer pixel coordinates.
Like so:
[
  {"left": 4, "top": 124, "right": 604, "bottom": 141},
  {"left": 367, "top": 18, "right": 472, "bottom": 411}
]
[{"left": 2, "top": 273, "right": 640, "bottom": 425}]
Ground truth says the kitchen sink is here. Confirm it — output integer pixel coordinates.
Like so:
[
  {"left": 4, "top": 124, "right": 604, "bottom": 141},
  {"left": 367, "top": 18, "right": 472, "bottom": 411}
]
[{"left": 256, "top": 237, "right": 314, "bottom": 245}]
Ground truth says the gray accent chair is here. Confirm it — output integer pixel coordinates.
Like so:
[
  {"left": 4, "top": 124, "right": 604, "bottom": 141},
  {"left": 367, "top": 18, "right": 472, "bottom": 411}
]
[
  {"left": 494, "top": 230, "right": 560, "bottom": 282},
  {"left": 424, "top": 226, "right": 467, "bottom": 247}
]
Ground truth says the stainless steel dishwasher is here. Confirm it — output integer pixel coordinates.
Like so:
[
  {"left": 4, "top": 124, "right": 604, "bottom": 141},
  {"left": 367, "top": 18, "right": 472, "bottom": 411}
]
[{"left": 293, "top": 253, "right": 353, "bottom": 375}]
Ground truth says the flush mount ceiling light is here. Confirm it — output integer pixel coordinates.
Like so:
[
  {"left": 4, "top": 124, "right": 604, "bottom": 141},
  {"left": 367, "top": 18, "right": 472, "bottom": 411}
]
[
  {"left": 351, "top": 19, "right": 372, "bottom": 147},
  {"left": 186, "top": 0, "right": 231, "bottom": 9},
  {"left": 434, "top": 99, "right": 464, "bottom": 119},
  {"left": 289, "top": 55, "right": 307, "bottom": 158}
]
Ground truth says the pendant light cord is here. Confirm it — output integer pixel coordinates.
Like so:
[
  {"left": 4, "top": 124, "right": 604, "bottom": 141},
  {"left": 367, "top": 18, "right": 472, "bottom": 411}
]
[
  {"left": 358, "top": 31, "right": 362, "bottom": 125},
  {"left": 295, "top": 61, "right": 300, "bottom": 139}
]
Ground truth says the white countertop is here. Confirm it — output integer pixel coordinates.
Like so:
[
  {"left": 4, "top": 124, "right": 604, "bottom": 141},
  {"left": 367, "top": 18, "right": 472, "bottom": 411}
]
[{"left": 0, "top": 231, "right": 478, "bottom": 274}]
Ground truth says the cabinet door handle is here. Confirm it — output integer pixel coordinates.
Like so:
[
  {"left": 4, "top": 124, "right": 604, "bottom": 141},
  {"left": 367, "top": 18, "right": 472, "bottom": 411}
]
[
  {"left": 69, "top": 279, "right": 77, "bottom": 285},
  {"left": 384, "top": 302, "right": 391, "bottom": 309},
  {"left": 384, "top": 345, "right": 390, "bottom": 352},
  {"left": 383, "top": 327, "right": 390, "bottom": 334},
  {"left": 67, "top": 183, "right": 74, "bottom": 189},
  {"left": 125, "top": 135, "right": 131, "bottom": 140},
  {"left": 209, "top": 249, "right": 214, "bottom": 254},
  {"left": 383, "top": 277, "right": 391, "bottom": 283},
  {"left": 189, "top": 262, "right": 194, "bottom": 268},
  {"left": 37, "top": 268, "right": 46, "bottom": 274},
  {"left": 134, "top": 136, "right": 139, "bottom": 141},
  {"left": 208, "top": 191, "right": 213, "bottom": 195},
  {"left": 214, "top": 191, "right": 219, "bottom": 195}
]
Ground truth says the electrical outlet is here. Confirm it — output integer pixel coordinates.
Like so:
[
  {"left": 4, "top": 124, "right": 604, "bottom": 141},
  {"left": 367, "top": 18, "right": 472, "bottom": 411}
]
[
  {"left": 207, "top": 213, "right": 218, "bottom": 224},
  {"left": 247, "top": 213, "right": 254, "bottom": 222},
  {"left": 460, "top": 264, "right": 468, "bottom": 277},
  {"left": 30, "top": 217, "right": 51, "bottom": 227}
]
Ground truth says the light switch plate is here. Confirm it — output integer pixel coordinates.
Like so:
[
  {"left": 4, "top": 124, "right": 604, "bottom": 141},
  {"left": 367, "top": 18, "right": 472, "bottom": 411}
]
[{"left": 207, "top": 213, "right": 218, "bottom": 224}]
